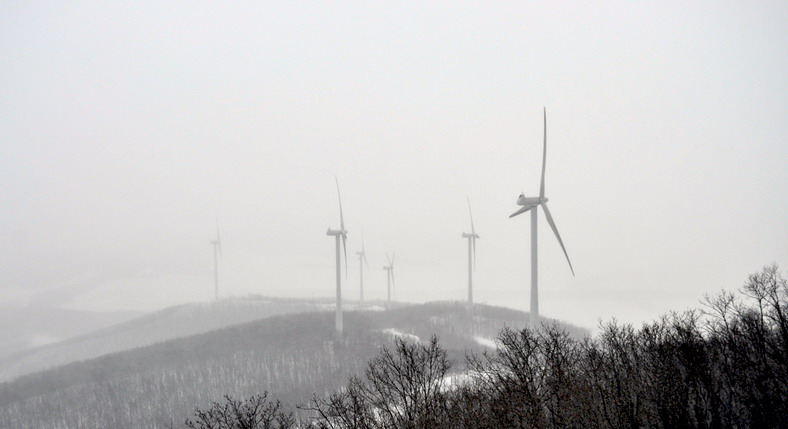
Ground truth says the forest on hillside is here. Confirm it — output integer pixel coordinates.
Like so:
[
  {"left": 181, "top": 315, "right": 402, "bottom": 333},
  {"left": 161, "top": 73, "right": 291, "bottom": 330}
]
[
  {"left": 182, "top": 265, "right": 787, "bottom": 429},
  {"left": 0, "top": 300, "right": 562, "bottom": 428}
]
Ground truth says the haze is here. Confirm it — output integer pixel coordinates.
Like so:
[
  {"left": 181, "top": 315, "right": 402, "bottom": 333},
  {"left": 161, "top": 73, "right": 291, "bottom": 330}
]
[{"left": 1, "top": 1, "right": 786, "bottom": 330}]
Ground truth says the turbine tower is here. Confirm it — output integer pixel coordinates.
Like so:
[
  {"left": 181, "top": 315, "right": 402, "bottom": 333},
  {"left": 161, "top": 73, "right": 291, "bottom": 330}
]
[
  {"left": 461, "top": 197, "right": 479, "bottom": 305},
  {"left": 326, "top": 177, "right": 348, "bottom": 335},
  {"left": 356, "top": 233, "right": 369, "bottom": 301},
  {"left": 383, "top": 253, "right": 395, "bottom": 309},
  {"left": 210, "top": 218, "right": 222, "bottom": 301},
  {"left": 509, "top": 108, "right": 574, "bottom": 328}
]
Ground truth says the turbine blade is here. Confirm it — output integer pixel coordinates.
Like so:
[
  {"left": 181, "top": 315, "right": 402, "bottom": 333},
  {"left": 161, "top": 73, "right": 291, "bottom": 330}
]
[
  {"left": 335, "top": 177, "right": 345, "bottom": 233},
  {"left": 215, "top": 216, "right": 222, "bottom": 255},
  {"left": 467, "top": 196, "right": 475, "bottom": 235},
  {"left": 509, "top": 205, "right": 534, "bottom": 218},
  {"left": 360, "top": 231, "right": 369, "bottom": 268},
  {"left": 391, "top": 252, "right": 395, "bottom": 267},
  {"left": 334, "top": 177, "right": 348, "bottom": 277},
  {"left": 343, "top": 234, "right": 348, "bottom": 277},
  {"left": 385, "top": 252, "right": 392, "bottom": 266},
  {"left": 541, "top": 202, "right": 575, "bottom": 276},
  {"left": 540, "top": 107, "right": 547, "bottom": 199}
]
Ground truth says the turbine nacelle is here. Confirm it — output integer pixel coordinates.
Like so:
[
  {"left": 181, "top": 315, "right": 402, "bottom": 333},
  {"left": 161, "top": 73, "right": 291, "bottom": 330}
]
[
  {"left": 356, "top": 233, "right": 369, "bottom": 268},
  {"left": 516, "top": 195, "right": 547, "bottom": 206},
  {"left": 326, "top": 228, "right": 347, "bottom": 237},
  {"left": 461, "top": 232, "right": 479, "bottom": 239},
  {"left": 383, "top": 253, "right": 395, "bottom": 275}
]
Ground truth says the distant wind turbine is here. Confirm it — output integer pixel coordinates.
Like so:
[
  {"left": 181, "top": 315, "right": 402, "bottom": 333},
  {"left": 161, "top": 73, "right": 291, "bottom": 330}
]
[
  {"left": 210, "top": 218, "right": 222, "bottom": 301},
  {"left": 326, "top": 177, "right": 348, "bottom": 335},
  {"left": 461, "top": 197, "right": 479, "bottom": 305},
  {"left": 356, "top": 233, "right": 369, "bottom": 301},
  {"left": 509, "top": 108, "right": 574, "bottom": 327},
  {"left": 383, "top": 253, "right": 395, "bottom": 309}
]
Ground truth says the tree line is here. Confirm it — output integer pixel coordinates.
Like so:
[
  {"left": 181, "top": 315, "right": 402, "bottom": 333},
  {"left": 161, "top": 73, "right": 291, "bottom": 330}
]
[
  {"left": 2, "top": 301, "right": 537, "bottom": 428},
  {"left": 183, "top": 264, "right": 787, "bottom": 428}
]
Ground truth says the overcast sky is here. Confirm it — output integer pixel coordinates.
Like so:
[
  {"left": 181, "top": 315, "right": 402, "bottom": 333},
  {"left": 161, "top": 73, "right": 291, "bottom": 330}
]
[{"left": 2, "top": 1, "right": 786, "bottom": 330}]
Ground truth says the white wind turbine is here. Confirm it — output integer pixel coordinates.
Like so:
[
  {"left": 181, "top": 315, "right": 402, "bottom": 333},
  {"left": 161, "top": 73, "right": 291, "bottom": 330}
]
[
  {"left": 383, "top": 253, "right": 395, "bottom": 309},
  {"left": 210, "top": 218, "right": 222, "bottom": 301},
  {"left": 356, "top": 233, "right": 369, "bottom": 302},
  {"left": 326, "top": 177, "right": 348, "bottom": 335},
  {"left": 510, "top": 108, "right": 574, "bottom": 327},
  {"left": 461, "top": 197, "right": 479, "bottom": 305}
]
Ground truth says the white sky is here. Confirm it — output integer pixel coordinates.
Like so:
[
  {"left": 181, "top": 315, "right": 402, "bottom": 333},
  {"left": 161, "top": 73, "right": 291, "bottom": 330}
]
[{"left": 1, "top": 1, "right": 786, "bottom": 330}]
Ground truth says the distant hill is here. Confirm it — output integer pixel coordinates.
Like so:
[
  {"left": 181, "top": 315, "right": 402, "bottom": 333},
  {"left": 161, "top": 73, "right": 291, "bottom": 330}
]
[
  {"left": 0, "top": 306, "right": 143, "bottom": 359},
  {"left": 0, "top": 296, "right": 376, "bottom": 382},
  {"left": 0, "top": 300, "right": 587, "bottom": 429}
]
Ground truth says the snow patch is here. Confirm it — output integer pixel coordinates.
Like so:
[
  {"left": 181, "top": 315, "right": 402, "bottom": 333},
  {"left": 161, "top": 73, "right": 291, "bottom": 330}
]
[
  {"left": 473, "top": 336, "right": 497, "bottom": 348},
  {"left": 441, "top": 369, "right": 494, "bottom": 390},
  {"left": 317, "top": 303, "right": 385, "bottom": 311},
  {"left": 442, "top": 372, "right": 473, "bottom": 390},
  {"left": 382, "top": 328, "right": 420, "bottom": 342}
]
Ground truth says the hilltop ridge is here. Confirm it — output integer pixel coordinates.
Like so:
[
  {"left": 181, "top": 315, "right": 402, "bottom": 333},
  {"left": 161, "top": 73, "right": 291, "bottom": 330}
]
[{"left": 0, "top": 300, "right": 586, "bottom": 429}]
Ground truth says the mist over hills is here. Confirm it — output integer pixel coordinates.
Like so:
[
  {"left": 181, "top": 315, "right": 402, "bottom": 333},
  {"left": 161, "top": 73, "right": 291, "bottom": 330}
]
[
  {"left": 0, "top": 299, "right": 585, "bottom": 429},
  {"left": 0, "top": 307, "right": 142, "bottom": 359},
  {"left": 0, "top": 296, "right": 353, "bottom": 382}
]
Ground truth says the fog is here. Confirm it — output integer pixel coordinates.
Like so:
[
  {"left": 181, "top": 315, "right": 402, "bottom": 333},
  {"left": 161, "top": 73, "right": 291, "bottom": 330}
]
[{"left": 2, "top": 1, "right": 787, "bottom": 330}]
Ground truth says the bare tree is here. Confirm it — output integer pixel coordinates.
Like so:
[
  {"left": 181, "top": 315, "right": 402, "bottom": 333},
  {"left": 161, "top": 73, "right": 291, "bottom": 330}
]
[
  {"left": 307, "top": 335, "right": 452, "bottom": 429},
  {"left": 183, "top": 393, "right": 294, "bottom": 429},
  {"left": 185, "top": 265, "right": 788, "bottom": 429}
]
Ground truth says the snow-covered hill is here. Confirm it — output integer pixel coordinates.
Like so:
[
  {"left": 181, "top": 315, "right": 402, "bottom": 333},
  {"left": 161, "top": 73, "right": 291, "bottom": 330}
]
[
  {"left": 0, "top": 300, "right": 587, "bottom": 429},
  {"left": 0, "top": 296, "right": 386, "bottom": 382}
]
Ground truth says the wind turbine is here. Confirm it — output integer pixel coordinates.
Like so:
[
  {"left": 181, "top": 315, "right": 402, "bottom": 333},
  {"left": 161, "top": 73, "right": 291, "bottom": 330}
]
[
  {"left": 509, "top": 108, "right": 574, "bottom": 327},
  {"left": 326, "top": 177, "right": 348, "bottom": 335},
  {"left": 356, "top": 233, "right": 369, "bottom": 301},
  {"left": 210, "top": 218, "right": 222, "bottom": 301},
  {"left": 461, "top": 197, "right": 479, "bottom": 306},
  {"left": 383, "top": 253, "right": 395, "bottom": 309}
]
